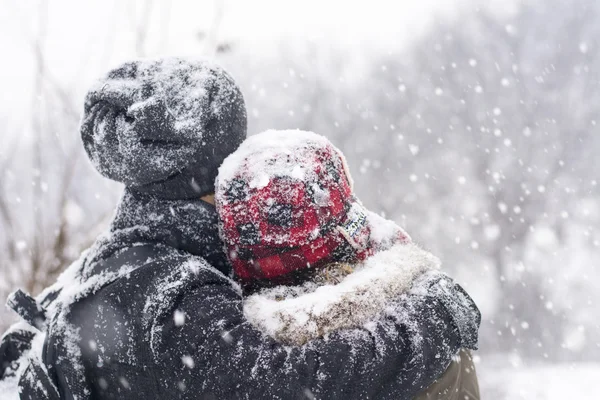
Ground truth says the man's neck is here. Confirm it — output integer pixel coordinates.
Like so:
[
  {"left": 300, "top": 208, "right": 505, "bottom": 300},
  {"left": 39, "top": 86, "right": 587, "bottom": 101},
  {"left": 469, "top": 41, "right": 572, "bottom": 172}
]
[{"left": 201, "top": 194, "right": 215, "bottom": 205}]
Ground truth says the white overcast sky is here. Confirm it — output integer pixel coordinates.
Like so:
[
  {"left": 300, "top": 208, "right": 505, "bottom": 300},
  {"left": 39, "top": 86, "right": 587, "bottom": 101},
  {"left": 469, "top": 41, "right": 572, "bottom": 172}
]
[{"left": 0, "top": 0, "right": 516, "bottom": 134}]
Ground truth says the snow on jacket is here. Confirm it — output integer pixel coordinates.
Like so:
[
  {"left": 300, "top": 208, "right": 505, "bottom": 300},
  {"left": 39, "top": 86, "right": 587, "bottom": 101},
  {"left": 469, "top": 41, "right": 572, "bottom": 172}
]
[
  {"left": 2, "top": 189, "right": 480, "bottom": 400},
  {"left": 242, "top": 241, "right": 482, "bottom": 400},
  {"left": 243, "top": 242, "right": 443, "bottom": 346}
]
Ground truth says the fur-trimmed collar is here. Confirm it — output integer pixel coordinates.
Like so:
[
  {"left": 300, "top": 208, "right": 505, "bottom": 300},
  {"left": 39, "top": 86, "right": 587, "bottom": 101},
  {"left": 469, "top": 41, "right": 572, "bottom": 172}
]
[{"left": 243, "top": 242, "right": 441, "bottom": 345}]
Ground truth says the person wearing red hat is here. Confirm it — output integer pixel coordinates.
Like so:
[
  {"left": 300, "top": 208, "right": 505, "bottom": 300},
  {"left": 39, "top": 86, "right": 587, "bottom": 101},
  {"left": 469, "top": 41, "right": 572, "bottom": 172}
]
[
  {"left": 216, "top": 129, "right": 410, "bottom": 287},
  {"left": 216, "top": 129, "right": 481, "bottom": 399}
]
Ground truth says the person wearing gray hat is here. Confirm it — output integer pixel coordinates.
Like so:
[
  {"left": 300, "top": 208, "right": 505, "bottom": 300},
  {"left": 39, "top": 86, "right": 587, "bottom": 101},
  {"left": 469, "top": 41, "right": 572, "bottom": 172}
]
[{"left": 80, "top": 57, "right": 247, "bottom": 199}]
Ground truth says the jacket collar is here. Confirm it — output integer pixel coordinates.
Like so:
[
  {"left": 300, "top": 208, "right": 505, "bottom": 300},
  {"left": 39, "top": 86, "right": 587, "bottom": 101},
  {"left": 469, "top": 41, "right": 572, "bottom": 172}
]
[{"left": 82, "top": 188, "right": 231, "bottom": 277}]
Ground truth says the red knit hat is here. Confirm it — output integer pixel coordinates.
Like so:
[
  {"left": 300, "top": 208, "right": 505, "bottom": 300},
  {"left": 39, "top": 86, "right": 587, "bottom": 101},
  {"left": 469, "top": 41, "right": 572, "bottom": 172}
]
[{"left": 215, "top": 130, "right": 410, "bottom": 282}]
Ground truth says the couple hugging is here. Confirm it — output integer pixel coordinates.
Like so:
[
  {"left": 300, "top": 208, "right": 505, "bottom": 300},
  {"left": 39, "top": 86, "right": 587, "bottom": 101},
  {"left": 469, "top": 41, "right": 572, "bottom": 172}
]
[{"left": 0, "top": 58, "right": 480, "bottom": 400}]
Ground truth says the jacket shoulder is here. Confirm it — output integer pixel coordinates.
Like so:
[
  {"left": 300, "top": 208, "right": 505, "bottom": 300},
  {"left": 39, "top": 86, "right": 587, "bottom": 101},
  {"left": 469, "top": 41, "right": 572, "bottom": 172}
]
[
  {"left": 46, "top": 251, "right": 235, "bottom": 396},
  {"left": 66, "top": 249, "right": 232, "bottom": 330},
  {"left": 140, "top": 252, "right": 235, "bottom": 318}
]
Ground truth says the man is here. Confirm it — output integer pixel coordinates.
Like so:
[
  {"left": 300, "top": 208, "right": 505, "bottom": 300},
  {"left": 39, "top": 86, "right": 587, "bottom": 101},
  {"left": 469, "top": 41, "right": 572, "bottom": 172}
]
[{"left": 0, "top": 58, "right": 480, "bottom": 399}]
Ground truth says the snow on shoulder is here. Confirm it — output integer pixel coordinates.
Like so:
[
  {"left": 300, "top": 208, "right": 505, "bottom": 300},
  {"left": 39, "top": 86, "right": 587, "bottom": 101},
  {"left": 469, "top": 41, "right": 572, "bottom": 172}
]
[{"left": 243, "top": 242, "right": 441, "bottom": 346}]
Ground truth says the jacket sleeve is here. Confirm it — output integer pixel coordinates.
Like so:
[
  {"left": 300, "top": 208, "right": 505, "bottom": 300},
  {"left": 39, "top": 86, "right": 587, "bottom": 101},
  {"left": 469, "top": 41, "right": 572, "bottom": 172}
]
[
  {"left": 0, "top": 322, "right": 37, "bottom": 380},
  {"left": 151, "top": 266, "right": 480, "bottom": 400}
]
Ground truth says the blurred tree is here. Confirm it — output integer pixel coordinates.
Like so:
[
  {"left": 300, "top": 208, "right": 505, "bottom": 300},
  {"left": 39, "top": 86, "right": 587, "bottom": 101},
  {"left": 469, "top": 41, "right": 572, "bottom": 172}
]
[
  {"left": 358, "top": 0, "right": 600, "bottom": 360},
  {"left": 0, "top": 0, "right": 236, "bottom": 331},
  {"left": 0, "top": 0, "right": 163, "bottom": 330}
]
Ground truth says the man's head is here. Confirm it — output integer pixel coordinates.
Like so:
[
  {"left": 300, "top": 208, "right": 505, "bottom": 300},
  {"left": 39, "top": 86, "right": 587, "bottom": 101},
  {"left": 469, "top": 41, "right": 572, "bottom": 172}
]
[
  {"left": 215, "top": 130, "right": 410, "bottom": 283},
  {"left": 81, "top": 57, "right": 247, "bottom": 200}
]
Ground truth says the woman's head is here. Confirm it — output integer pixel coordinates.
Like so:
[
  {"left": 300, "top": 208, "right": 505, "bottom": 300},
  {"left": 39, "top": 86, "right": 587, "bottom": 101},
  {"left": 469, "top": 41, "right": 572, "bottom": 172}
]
[{"left": 215, "top": 130, "right": 409, "bottom": 283}]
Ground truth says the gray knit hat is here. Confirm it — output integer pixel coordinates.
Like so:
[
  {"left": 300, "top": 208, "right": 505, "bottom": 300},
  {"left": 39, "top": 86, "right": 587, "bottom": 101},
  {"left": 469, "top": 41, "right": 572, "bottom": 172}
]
[{"left": 80, "top": 57, "right": 247, "bottom": 199}]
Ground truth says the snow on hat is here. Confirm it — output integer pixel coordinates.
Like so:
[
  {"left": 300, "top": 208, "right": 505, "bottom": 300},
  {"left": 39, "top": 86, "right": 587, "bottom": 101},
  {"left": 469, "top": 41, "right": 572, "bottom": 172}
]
[
  {"left": 215, "top": 129, "right": 410, "bottom": 282},
  {"left": 81, "top": 57, "right": 247, "bottom": 200}
]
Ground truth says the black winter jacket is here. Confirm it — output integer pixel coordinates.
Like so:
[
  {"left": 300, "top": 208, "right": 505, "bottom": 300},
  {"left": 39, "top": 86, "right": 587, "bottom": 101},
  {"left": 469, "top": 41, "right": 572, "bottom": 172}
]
[{"left": 2, "top": 189, "right": 480, "bottom": 400}]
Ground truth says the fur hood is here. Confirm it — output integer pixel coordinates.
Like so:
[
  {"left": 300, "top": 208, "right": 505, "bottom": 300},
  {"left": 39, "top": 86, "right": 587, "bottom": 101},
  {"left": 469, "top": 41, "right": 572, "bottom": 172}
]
[{"left": 243, "top": 242, "right": 441, "bottom": 345}]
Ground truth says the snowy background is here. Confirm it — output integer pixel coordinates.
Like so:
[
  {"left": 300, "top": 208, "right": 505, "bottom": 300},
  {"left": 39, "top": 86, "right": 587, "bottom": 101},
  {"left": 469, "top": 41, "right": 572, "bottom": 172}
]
[{"left": 0, "top": 0, "right": 599, "bottom": 398}]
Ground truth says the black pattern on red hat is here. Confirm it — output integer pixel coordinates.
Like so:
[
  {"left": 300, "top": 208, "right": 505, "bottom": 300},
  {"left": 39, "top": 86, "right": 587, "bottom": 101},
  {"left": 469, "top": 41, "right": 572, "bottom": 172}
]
[{"left": 216, "top": 130, "right": 410, "bottom": 282}]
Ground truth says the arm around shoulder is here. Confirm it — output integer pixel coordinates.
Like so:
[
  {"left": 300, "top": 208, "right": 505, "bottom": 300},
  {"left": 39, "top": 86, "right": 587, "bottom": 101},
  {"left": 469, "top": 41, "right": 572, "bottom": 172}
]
[{"left": 147, "top": 262, "right": 479, "bottom": 399}]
